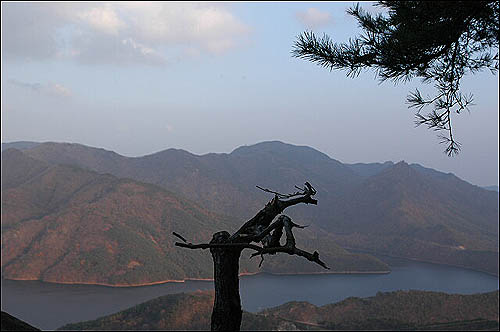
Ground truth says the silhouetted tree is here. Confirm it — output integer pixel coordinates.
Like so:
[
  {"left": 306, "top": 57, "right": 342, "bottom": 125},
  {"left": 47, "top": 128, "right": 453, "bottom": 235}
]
[
  {"left": 174, "top": 182, "right": 328, "bottom": 331},
  {"left": 292, "top": 1, "right": 499, "bottom": 156}
]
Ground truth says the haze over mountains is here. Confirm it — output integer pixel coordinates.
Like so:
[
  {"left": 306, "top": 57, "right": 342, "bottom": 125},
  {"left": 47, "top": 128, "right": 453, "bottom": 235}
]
[{"left": 1, "top": 140, "right": 498, "bottom": 285}]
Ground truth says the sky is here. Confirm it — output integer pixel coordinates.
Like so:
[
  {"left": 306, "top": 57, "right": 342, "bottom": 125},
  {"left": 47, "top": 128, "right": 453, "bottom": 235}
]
[{"left": 1, "top": 2, "right": 499, "bottom": 187}]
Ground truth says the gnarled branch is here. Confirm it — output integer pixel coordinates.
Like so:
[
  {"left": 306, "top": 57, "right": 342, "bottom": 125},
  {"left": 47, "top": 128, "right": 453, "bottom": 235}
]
[
  {"left": 256, "top": 182, "right": 317, "bottom": 199},
  {"left": 229, "top": 182, "right": 317, "bottom": 242},
  {"left": 174, "top": 239, "right": 263, "bottom": 252},
  {"left": 173, "top": 214, "right": 329, "bottom": 270},
  {"left": 249, "top": 215, "right": 329, "bottom": 270},
  {"left": 250, "top": 246, "right": 329, "bottom": 270}
]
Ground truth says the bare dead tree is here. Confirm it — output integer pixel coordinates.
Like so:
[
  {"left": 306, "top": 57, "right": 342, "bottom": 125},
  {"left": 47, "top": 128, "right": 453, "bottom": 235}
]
[{"left": 173, "top": 182, "right": 328, "bottom": 331}]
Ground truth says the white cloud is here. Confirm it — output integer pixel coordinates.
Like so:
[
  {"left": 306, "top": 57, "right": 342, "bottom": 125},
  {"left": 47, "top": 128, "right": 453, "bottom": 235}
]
[
  {"left": 71, "top": 34, "right": 168, "bottom": 66},
  {"left": 2, "top": 2, "right": 251, "bottom": 66},
  {"left": 296, "top": 8, "right": 333, "bottom": 29},
  {"left": 77, "top": 4, "right": 125, "bottom": 35},
  {"left": 7, "top": 79, "right": 72, "bottom": 98},
  {"left": 122, "top": 3, "right": 250, "bottom": 54}
]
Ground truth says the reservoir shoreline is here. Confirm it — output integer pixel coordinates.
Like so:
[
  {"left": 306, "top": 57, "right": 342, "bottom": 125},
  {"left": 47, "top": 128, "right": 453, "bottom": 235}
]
[
  {"left": 343, "top": 247, "right": 500, "bottom": 277},
  {"left": 1, "top": 269, "right": 391, "bottom": 288},
  {"left": 3, "top": 248, "right": 497, "bottom": 287}
]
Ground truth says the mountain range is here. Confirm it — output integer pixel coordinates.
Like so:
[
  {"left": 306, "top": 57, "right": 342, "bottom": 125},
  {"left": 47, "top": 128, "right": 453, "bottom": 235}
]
[
  {"left": 1, "top": 145, "right": 387, "bottom": 285},
  {"left": 58, "top": 290, "right": 499, "bottom": 330},
  {"left": 1, "top": 140, "right": 498, "bottom": 284}
]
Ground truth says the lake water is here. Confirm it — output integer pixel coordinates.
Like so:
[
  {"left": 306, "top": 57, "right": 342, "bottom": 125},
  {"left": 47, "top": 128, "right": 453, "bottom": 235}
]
[{"left": 2, "top": 257, "right": 498, "bottom": 330}]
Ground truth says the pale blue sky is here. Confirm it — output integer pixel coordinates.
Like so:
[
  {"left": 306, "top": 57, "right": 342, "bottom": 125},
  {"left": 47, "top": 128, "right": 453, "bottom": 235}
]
[{"left": 1, "top": 2, "right": 498, "bottom": 187}]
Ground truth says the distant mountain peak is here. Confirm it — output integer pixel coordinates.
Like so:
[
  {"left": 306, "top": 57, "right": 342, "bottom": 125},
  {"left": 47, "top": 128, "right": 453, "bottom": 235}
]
[
  {"left": 231, "top": 140, "right": 292, "bottom": 153},
  {"left": 386, "top": 160, "right": 412, "bottom": 172},
  {"left": 230, "top": 140, "right": 334, "bottom": 161},
  {"left": 369, "top": 159, "right": 425, "bottom": 185}
]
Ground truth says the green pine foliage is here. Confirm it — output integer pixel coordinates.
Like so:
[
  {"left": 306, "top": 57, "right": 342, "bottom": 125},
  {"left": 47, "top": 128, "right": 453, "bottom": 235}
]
[{"left": 293, "top": 1, "right": 499, "bottom": 156}]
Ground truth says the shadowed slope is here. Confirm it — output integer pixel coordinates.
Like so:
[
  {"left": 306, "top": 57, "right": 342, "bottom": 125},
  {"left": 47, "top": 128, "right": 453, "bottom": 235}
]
[
  {"left": 263, "top": 290, "right": 499, "bottom": 329},
  {"left": 331, "top": 161, "right": 499, "bottom": 274},
  {"left": 58, "top": 290, "right": 499, "bottom": 330}
]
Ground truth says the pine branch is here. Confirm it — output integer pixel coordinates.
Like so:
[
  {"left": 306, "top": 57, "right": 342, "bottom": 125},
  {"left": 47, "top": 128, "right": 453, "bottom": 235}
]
[{"left": 291, "top": 1, "right": 499, "bottom": 156}]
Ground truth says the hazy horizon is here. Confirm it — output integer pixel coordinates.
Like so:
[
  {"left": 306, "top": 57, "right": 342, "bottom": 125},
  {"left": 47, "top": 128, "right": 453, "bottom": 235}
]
[
  {"left": 2, "top": 2, "right": 498, "bottom": 187},
  {"left": 2, "top": 138, "right": 499, "bottom": 189}
]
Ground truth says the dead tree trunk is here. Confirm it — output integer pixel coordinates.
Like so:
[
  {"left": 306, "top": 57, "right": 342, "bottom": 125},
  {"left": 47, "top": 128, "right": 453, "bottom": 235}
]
[
  {"left": 174, "top": 182, "right": 328, "bottom": 331},
  {"left": 210, "top": 231, "right": 243, "bottom": 331}
]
